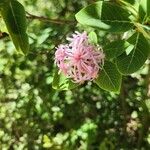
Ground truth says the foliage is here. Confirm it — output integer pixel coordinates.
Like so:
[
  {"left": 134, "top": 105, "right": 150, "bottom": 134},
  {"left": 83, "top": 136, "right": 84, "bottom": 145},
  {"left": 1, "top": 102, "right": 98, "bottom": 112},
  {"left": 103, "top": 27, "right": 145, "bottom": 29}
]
[
  {"left": 0, "top": 0, "right": 29, "bottom": 54},
  {"left": 76, "top": 0, "right": 150, "bottom": 92},
  {"left": 0, "top": 0, "right": 150, "bottom": 150}
]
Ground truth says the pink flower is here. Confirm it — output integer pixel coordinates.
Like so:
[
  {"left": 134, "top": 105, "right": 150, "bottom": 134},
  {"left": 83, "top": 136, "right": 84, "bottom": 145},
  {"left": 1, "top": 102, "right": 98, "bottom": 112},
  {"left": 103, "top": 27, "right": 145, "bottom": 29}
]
[{"left": 55, "top": 31, "right": 105, "bottom": 84}]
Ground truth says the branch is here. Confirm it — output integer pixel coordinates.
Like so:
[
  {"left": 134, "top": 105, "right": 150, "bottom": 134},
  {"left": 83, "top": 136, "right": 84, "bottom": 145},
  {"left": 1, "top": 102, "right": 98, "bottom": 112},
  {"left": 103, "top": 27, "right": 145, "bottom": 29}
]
[{"left": 26, "top": 12, "right": 76, "bottom": 25}]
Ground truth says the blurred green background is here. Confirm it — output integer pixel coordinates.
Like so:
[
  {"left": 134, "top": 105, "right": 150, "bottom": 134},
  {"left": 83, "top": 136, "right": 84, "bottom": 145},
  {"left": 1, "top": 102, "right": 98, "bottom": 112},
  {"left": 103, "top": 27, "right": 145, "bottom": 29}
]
[{"left": 0, "top": 0, "right": 150, "bottom": 149}]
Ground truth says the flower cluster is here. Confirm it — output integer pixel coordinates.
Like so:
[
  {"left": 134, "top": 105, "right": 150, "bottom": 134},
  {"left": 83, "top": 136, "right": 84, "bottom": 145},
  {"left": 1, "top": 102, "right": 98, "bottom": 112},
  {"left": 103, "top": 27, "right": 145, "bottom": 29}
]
[{"left": 55, "top": 31, "right": 105, "bottom": 83}]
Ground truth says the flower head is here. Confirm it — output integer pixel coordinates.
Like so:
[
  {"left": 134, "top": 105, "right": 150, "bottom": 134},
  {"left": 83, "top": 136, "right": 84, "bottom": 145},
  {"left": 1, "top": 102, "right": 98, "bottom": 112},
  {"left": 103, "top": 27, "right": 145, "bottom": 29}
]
[{"left": 55, "top": 31, "right": 105, "bottom": 83}]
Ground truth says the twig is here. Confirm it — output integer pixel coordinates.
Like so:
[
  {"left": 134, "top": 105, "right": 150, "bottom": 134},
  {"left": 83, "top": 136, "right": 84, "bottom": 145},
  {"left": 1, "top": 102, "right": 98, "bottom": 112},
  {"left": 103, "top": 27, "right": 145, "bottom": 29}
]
[
  {"left": 26, "top": 12, "right": 76, "bottom": 25},
  {"left": 119, "top": 80, "right": 129, "bottom": 139},
  {"left": 28, "top": 28, "right": 72, "bottom": 55}
]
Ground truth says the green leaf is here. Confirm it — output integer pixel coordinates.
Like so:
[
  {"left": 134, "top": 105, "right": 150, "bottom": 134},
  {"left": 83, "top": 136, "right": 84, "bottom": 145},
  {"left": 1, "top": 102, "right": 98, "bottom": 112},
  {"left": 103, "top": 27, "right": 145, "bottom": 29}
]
[
  {"left": 88, "top": 31, "right": 98, "bottom": 44},
  {"left": 103, "top": 40, "right": 132, "bottom": 60},
  {"left": 75, "top": 1, "right": 133, "bottom": 32},
  {"left": 116, "top": 33, "right": 150, "bottom": 75},
  {"left": 123, "top": 0, "right": 136, "bottom": 5},
  {"left": 0, "top": 0, "right": 29, "bottom": 54},
  {"left": 95, "top": 61, "right": 122, "bottom": 93},
  {"left": 52, "top": 70, "right": 78, "bottom": 91},
  {"left": 139, "top": 0, "right": 150, "bottom": 22}
]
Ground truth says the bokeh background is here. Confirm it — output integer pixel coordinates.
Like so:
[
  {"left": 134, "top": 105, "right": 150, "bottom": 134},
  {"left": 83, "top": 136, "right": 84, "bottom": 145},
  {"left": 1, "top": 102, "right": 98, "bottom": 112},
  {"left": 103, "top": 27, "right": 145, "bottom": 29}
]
[{"left": 0, "top": 0, "right": 150, "bottom": 149}]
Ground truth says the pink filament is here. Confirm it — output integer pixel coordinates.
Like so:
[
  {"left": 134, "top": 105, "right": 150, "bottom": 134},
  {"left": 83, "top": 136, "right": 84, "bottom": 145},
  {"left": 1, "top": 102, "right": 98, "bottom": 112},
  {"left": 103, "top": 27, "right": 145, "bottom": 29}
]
[{"left": 55, "top": 31, "right": 105, "bottom": 83}]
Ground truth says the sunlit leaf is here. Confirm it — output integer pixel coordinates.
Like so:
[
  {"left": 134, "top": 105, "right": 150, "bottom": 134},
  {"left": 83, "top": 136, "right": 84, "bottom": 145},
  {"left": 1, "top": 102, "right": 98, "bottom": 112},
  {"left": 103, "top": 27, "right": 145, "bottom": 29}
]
[
  {"left": 95, "top": 61, "right": 122, "bottom": 93},
  {"left": 103, "top": 40, "right": 132, "bottom": 60},
  {"left": 0, "top": 0, "right": 29, "bottom": 54},
  {"left": 75, "top": 1, "right": 133, "bottom": 32},
  {"left": 52, "top": 69, "right": 78, "bottom": 91},
  {"left": 139, "top": 0, "right": 150, "bottom": 21},
  {"left": 116, "top": 33, "right": 150, "bottom": 74},
  {"left": 88, "top": 31, "right": 98, "bottom": 44}
]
